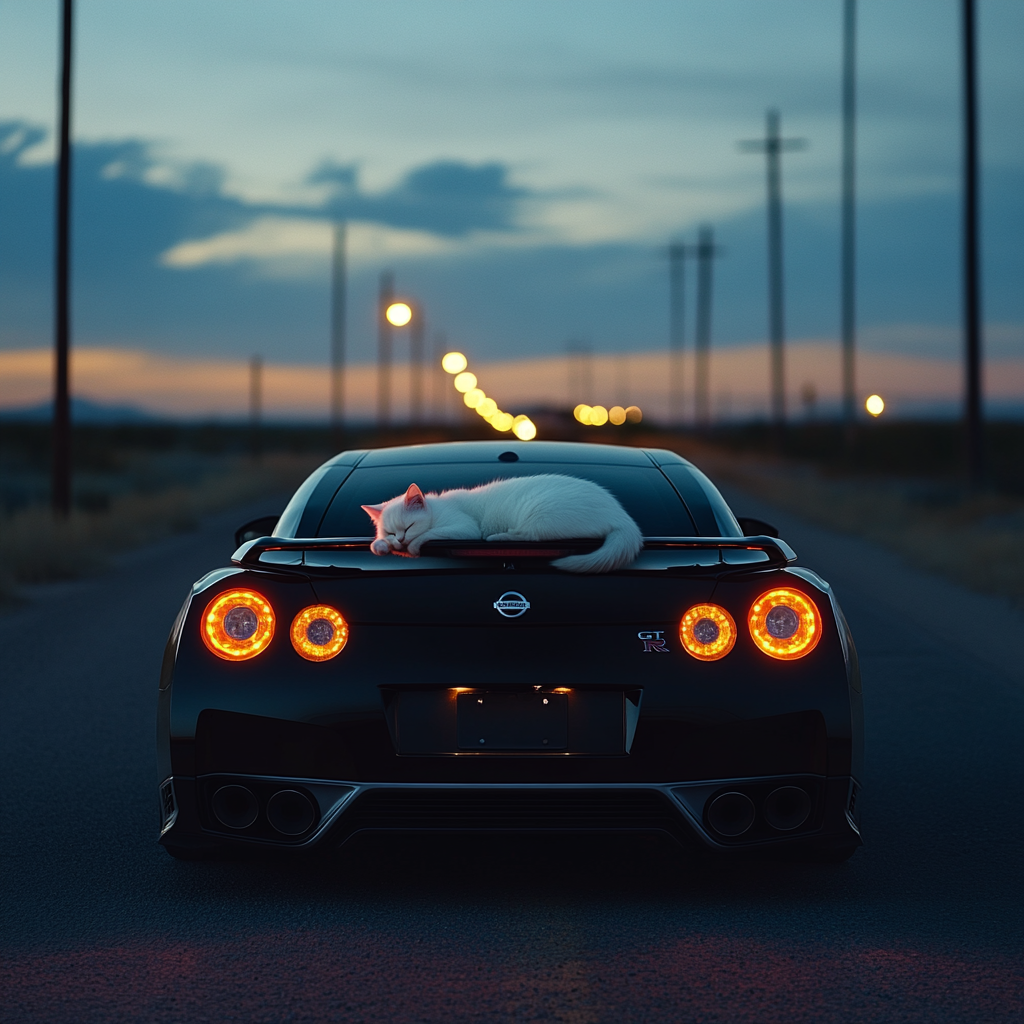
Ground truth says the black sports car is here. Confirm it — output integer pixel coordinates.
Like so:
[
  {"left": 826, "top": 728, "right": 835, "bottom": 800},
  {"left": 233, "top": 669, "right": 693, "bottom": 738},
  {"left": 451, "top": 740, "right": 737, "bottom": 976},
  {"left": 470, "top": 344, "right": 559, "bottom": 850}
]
[{"left": 157, "top": 440, "right": 863, "bottom": 861}]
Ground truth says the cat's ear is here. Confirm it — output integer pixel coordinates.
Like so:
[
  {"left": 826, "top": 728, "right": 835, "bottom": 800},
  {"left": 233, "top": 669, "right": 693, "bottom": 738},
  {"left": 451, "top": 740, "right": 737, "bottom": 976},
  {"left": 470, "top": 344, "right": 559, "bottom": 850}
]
[
  {"left": 361, "top": 503, "right": 385, "bottom": 525},
  {"left": 403, "top": 483, "right": 426, "bottom": 511}
]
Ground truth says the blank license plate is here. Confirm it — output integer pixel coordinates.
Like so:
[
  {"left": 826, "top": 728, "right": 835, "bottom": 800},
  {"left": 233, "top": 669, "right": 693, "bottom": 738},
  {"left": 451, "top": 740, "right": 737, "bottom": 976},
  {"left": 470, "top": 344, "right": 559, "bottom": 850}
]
[{"left": 457, "top": 692, "right": 568, "bottom": 750}]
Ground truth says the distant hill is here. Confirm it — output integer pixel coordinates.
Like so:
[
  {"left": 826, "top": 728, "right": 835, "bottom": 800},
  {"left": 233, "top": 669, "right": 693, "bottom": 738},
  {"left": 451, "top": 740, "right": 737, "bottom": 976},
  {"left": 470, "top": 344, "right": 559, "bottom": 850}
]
[{"left": 0, "top": 396, "right": 157, "bottom": 423}]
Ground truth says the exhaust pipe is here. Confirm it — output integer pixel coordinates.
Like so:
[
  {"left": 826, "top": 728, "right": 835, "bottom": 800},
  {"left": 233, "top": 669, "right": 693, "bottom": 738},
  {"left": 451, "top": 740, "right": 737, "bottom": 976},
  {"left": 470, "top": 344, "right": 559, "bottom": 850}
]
[
  {"left": 706, "top": 791, "right": 755, "bottom": 837},
  {"left": 267, "top": 789, "right": 316, "bottom": 836},
  {"left": 212, "top": 785, "right": 259, "bottom": 830}
]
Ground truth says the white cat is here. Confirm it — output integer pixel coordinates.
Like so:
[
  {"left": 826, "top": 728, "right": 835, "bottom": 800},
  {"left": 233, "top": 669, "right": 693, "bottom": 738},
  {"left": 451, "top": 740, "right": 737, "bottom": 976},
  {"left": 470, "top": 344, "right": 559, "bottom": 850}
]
[{"left": 361, "top": 474, "right": 643, "bottom": 573}]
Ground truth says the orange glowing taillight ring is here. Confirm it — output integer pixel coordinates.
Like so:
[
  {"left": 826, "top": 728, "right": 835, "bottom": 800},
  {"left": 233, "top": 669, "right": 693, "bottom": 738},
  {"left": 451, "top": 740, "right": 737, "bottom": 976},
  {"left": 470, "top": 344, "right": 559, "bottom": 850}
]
[
  {"left": 679, "top": 603, "right": 737, "bottom": 661},
  {"left": 201, "top": 589, "right": 275, "bottom": 661},
  {"left": 290, "top": 605, "right": 349, "bottom": 662},
  {"left": 748, "top": 588, "right": 822, "bottom": 660}
]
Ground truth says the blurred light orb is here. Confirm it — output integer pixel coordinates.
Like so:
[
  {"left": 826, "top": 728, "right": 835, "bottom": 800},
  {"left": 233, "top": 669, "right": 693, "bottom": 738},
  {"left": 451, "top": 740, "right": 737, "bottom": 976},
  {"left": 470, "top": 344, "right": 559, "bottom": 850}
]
[
  {"left": 590, "top": 405, "right": 609, "bottom": 426},
  {"left": 492, "top": 412, "right": 514, "bottom": 432},
  {"left": 463, "top": 388, "right": 486, "bottom": 409},
  {"left": 609, "top": 406, "right": 626, "bottom": 425},
  {"left": 441, "top": 351, "right": 468, "bottom": 374},
  {"left": 453, "top": 371, "right": 478, "bottom": 393},
  {"left": 477, "top": 397, "right": 498, "bottom": 418},
  {"left": 574, "top": 404, "right": 592, "bottom": 425},
  {"left": 625, "top": 405, "right": 643, "bottom": 423},
  {"left": 865, "top": 394, "right": 885, "bottom": 417},
  {"left": 385, "top": 302, "right": 413, "bottom": 327},
  {"left": 512, "top": 417, "right": 537, "bottom": 441}
]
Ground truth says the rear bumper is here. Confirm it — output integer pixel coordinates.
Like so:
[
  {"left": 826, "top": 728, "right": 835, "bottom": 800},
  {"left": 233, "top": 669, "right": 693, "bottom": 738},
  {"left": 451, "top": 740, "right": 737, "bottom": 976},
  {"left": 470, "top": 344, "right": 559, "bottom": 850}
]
[{"left": 159, "top": 773, "right": 861, "bottom": 858}]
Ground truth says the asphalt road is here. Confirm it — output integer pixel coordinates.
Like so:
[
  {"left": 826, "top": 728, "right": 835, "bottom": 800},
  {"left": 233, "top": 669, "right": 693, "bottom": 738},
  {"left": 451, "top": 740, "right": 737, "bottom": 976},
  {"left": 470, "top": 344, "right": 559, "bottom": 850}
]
[{"left": 2, "top": 489, "right": 1023, "bottom": 1023}]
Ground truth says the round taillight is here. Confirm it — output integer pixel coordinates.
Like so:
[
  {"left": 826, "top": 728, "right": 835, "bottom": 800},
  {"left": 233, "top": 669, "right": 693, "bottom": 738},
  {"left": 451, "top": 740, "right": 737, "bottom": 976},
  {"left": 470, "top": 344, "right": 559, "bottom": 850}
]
[
  {"left": 679, "top": 603, "right": 737, "bottom": 661},
  {"left": 748, "top": 587, "right": 821, "bottom": 660},
  {"left": 290, "top": 605, "right": 349, "bottom": 662},
  {"left": 201, "top": 589, "right": 275, "bottom": 661}
]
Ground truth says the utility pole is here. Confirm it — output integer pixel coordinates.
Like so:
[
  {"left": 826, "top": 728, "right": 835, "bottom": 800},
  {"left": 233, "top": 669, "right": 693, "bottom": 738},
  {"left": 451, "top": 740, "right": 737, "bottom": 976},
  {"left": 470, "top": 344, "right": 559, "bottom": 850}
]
[
  {"left": 740, "top": 110, "right": 806, "bottom": 436},
  {"left": 668, "top": 242, "right": 694, "bottom": 427},
  {"left": 249, "top": 354, "right": 263, "bottom": 460},
  {"left": 330, "top": 221, "right": 346, "bottom": 445},
  {"left": 409, "top": 304, "right": 425, "bottom": 425},
  {"left": 841, "top": 0, "right": 858, "bottom": 442},
  {"left": 432, "top": 331, "right": 448, "bottom": 423},
  {"left": 694, "top": 226, "right": 724, "bottom": 430},
  {"left": 51, "top": 0, "right": 74, "bottom": 516},
  {"left": 961, "top": 0, "right": 984, "bottom": 486},
  {"left": 566, "top": 340, "right": 593, "bottom": 410},
  {"left": 377, "top": 271, "right": 394, "bottom": 427}
]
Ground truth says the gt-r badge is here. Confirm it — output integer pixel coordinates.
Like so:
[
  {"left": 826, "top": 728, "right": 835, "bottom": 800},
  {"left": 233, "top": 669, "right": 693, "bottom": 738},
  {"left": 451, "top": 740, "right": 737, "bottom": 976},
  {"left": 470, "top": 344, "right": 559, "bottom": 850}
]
[
  {"left": 494, "top": 592, "right": 531, "bottom": 618},
  {"left": 638, "top": 630, "right": 669, "bottom": 652}
]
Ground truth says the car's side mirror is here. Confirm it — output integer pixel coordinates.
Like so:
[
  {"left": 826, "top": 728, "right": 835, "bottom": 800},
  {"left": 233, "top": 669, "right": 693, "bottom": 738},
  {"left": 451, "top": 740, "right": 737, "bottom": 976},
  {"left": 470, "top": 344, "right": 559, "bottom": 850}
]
[
  {"left": 234, "top": 515, "right": 282, "bottom": 550},
  {"left": 736, "top": 516, "right": 780, "bottom": 538}
]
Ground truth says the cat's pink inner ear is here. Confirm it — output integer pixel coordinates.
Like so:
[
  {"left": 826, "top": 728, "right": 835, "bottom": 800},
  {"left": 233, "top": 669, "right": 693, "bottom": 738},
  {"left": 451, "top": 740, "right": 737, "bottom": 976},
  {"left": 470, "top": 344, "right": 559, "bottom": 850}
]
[
  {"left": 361, "top": 503, "right": 384, "bottom": 524},
  {"left": 404, "top": 483, "right": 426, "bottom": 510}
]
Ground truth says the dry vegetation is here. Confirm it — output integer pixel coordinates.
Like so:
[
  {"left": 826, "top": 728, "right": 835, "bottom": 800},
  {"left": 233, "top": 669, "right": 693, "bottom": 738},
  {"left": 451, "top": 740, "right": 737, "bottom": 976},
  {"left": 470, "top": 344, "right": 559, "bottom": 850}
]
[
  {"left": 0, "top": 454, "right": 320, "bottom": 605},
  {"left": 679, "top": 441, "right": 1024, "bottom": 607}
]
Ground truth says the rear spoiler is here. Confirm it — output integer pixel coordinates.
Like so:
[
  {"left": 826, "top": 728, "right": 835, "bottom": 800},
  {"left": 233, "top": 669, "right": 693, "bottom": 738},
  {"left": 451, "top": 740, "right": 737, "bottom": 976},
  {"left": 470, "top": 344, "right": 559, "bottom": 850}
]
[{"left": 233, "top": 534, "right": 796, "bottom": 571}]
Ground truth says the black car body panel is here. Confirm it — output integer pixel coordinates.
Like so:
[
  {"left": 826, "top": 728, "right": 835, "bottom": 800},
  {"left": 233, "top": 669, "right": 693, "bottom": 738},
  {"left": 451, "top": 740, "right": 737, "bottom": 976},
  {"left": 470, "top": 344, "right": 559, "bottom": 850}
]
[{"left": 157, "top": 441, "right": 863, "bottom": 859}]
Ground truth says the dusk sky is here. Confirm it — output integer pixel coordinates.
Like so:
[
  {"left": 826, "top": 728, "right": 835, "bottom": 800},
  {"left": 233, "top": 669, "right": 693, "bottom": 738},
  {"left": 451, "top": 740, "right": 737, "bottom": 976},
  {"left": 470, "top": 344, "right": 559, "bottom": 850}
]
[{"left": 0, "top": 0, "right": 1022, "bottom": 380}]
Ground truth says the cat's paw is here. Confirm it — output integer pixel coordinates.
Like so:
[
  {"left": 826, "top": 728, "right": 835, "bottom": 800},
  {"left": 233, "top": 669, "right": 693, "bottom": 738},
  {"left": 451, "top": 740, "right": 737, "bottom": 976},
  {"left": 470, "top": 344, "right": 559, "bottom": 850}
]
[
  {"left": 485, "top": 532, "right": 514, "bottom": 542},
  {"left": 370, "top": 539, "right": 391, "bottom": 556}
]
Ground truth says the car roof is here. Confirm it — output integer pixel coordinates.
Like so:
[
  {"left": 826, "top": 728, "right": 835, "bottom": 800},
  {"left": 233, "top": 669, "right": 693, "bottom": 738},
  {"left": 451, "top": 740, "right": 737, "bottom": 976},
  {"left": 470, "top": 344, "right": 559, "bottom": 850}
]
[{"left": 330, "top": 440, "right": 690, "bottom": 469}]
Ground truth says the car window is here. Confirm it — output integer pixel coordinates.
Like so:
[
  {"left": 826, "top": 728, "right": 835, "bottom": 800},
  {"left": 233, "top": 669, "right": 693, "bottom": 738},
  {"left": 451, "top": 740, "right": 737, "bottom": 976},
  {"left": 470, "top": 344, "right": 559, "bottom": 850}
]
[{"left": 317, "top": 463, "right": 696, "bottom": 537}]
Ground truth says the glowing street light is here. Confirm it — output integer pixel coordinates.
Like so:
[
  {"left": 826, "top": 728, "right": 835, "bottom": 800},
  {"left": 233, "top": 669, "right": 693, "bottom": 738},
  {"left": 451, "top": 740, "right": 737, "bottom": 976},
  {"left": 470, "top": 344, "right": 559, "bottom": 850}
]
[
  {"left": 865, "top": 394, "right": 884, "bottom": 417},
  {"left": 385, "top": 302, "right": 413, "bottom": 327},
  {"left": 512, "top": 415, "right": 537, "bottom": 441},
  {"left": 441, "top": 351, "right": 536, "bottom": 440},
  {"left": 574, "top": 402, "right": 641, "bottom": 427},
  {"left": 441, "top": 351, "right": 468, "bottom": 374}
]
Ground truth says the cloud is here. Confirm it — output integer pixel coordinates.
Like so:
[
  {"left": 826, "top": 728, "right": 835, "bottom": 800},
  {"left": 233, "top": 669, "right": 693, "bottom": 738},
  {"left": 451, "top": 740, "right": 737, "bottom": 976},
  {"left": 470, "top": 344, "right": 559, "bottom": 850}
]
[{"left": 160, "top": 216, "right": 459, "bottom": 275}]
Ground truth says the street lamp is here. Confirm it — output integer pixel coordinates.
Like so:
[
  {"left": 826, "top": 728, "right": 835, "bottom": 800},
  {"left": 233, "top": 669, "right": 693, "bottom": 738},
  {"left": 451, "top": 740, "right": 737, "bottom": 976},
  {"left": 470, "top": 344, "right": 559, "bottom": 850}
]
[{"left": 385, "top": 302, "right": 413, "bottom": 327}]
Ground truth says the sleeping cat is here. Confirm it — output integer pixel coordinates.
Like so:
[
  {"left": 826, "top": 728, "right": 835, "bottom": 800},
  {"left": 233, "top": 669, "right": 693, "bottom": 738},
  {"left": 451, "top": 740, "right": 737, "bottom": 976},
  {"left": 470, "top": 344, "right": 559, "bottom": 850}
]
[{"left": 361, "top": 474, "right": 643, "bottom": 573}]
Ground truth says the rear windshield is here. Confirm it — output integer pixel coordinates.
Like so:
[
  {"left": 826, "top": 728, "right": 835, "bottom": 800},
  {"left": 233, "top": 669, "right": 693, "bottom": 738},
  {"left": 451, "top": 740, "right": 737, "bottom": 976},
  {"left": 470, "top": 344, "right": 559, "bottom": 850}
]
[{"left": 316, "top": 463, "right": 696, "bottom": 537}]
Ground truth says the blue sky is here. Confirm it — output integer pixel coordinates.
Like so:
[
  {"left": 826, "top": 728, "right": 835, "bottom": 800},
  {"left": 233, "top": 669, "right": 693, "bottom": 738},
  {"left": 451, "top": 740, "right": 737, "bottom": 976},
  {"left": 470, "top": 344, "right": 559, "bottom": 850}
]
[{"left": 0, "top": 0, "right": 1021, "bottom": 369}]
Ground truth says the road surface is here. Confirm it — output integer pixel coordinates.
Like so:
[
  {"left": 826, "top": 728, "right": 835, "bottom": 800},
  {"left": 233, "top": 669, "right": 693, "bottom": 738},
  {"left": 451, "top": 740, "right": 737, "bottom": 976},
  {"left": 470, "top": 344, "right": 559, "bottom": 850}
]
[{"left": 2, "top": 489, "right": 1022, "bottom": 1023}]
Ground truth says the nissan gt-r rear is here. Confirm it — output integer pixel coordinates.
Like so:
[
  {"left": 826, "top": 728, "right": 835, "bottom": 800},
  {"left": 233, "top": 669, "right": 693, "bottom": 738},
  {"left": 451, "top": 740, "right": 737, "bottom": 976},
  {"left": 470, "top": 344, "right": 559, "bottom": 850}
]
[{"left": 157, "top": 441, "right": 863, "bottom": 862}]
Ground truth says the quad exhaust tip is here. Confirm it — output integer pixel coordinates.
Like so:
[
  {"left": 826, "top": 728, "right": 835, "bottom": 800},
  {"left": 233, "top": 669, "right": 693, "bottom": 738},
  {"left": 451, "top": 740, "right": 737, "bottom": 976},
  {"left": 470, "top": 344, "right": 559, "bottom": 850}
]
[
  {"left": 212, "top": 785, "right": 259, "bottom": 830},
  {"left": 763, "top": 786, "right": 811, "bottom": 831},
  {"left": 211, "top": 784, "right": 316, "bottom": 836},
  {"left": 267, "top": 789, "right": 316, "bottom": 836},
  {"left": 707, "top": 791, "right": 755, "bottom": 837},
  {"left": 706, "top": 785, "right": 812, "bottom": 838}
]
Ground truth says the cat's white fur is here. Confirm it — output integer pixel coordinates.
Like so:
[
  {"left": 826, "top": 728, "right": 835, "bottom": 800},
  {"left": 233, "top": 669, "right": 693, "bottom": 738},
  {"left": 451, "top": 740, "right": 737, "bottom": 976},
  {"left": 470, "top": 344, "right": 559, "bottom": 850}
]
[{"left": 361, "top": 474, "right": 643, "bottom": 573}]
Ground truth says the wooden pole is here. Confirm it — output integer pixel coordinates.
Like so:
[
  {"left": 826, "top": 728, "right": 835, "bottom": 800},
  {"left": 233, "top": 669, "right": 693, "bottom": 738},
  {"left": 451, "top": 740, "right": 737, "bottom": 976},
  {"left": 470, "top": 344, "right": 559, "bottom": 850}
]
[
  {"left": 668, "top": 242, "right": 687, "bottom": 427},
  {"left": 961, "top": 0, "right": 984, "bottom": 485},
  {"left": 410, "top": 305, "right": 425, "bottom": 425},
  {"left": 330, "top": 222, "right": 346, "bottom": 445},
  {"left": 740, "top": 111, "right": 806, "bottom": 442},
  {"left": 694, "top": 226, "right": 722, "bottom": 429},
  {"left": 377, "top": 271, "right": 394, "bottom": 427},
  {"left": 51, "top": 0, "right": 74, "bottom": 516},
  {"left": 841, "top": 0, "right": 858, "bottom": 440}
]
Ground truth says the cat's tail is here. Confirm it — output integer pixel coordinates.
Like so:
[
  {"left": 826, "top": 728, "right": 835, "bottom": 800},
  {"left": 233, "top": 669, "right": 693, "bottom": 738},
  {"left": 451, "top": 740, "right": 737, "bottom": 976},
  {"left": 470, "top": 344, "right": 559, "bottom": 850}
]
[{"left": 551, "top": 524, "right": 643, "bottom": 574}]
